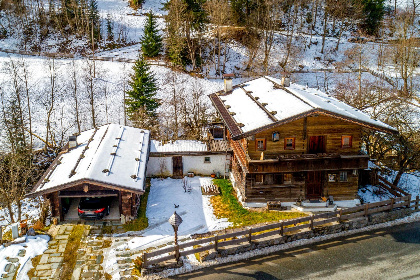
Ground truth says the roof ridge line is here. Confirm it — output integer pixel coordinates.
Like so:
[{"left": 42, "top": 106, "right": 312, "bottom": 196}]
[
  {"left": 264, "top": 76, "right": 315, "bottom": 109},
  {"left": 239, "top": 85, "right": 278, "bottom": 122}
]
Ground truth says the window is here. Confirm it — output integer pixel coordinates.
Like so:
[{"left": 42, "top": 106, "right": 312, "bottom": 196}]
[
  {"left": 283, "top": 173, "right": 292, "bottom": 184},
  {"left": 256, "top": 138, "right": 266, "bottom": 151},
  {"left": 339, "top": 171, "right": 348, "bottom": 182},
  {"left": 272, "top": 132, "right": 280, "bottom": 142},
  {"left": 341, "top": 136, "right": 352, "bottom": 148},
  {"left": 328, "top": 174, "right": 336, "bottom": 182},
  {"left": 204, "top": 157, "right": 211, "bottom": 163},
  {"left": 284, "top": 137, "right": 295, "bottom": 150}
]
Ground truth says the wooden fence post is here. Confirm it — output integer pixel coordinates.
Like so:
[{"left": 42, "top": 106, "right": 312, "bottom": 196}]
[
  {"left": 407, "top": 195, "right": 412, "bottom": 208},
  {"left": 310, "top": 215, "right": 314, "bottom": 230},
  {"left": 416, "top": 195, "right": 419, "bottom": 211},
  {"left": 214, "top": 235, "right": 218, "bottom": 251},
  {"left": 364, "top": 203, "right": 369, "bottom": 217},
  {"left": 248, "top": 228, "right": 252, "bottom": 244},
  {"left": 339, "top": 209, "right": 342, "bottom": 222},
  {"left": 142, "top": 253, "right": 147, "bottom": 267},
  {"left": 390, "top": 198, "right": 394, "bottom": 211},
  {"left": 280, "top": 221, "right": 284, "bottom": 236}
]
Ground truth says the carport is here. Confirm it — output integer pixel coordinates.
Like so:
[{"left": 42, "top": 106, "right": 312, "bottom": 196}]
[{"left": 26, "top": 124, "right": 150, "bottom": 223}]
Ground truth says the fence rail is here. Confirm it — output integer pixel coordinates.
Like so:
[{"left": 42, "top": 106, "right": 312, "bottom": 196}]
[{"left": 142, "top": 195, "right": 418, "bottom": 267}]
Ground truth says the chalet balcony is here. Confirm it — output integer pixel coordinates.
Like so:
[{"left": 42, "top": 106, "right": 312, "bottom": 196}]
[{"left": 248, "top": 153, "right": 369, "bottom": 173}]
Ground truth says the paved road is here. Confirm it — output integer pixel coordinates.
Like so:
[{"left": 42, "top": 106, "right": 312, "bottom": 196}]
[{"left": 170, "top": 222, "right": 420, "bottom": 280}]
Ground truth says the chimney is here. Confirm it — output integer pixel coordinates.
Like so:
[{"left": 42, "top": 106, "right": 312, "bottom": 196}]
[
  {"left": 281, "top": 72, "right": 290, "bottom": 87},
  {"left": 69, "top": 135, "right": 78, "bottom": 149},
  {"left": 223, "top": 73, "right": 234, "bottom": 92}
]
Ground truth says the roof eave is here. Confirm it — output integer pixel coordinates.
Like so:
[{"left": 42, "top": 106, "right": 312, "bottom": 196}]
[
  {"left": 229, "top": 109, "right": 397, "bottom": 140},
  {"left": 26, "top": 178, "right": 146, "bottom": 198},
  {"left": 208, "top": 93, "right": 243, "bottom": 138}
]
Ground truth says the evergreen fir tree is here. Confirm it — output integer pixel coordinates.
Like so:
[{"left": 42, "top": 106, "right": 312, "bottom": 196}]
[
  {"left": 2, "top": 96, "right": 28, "bottom": 154},
  {"left": 360, "top": 0, "right": 385, "bottom": 36},
  {"left": 125, "top": 54, "right": 160, "bottom": 122},
  {"left": 88, "top": 0, "right": 101, "bottom": 42},
  {"left": 141, "top": 12, "right": 163, "bottom": 58},
  {"left": 106, "top": 13, "right": 114, "bottom": 42}
]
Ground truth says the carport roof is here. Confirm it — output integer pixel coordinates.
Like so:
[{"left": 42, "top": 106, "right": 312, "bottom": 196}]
[{"left": 28, "top": 124, "right": 150, "bottom": 197}]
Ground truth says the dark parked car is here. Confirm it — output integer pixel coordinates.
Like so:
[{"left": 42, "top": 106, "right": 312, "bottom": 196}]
[{"left": 78, "top": 197, "right": 111, "bottom": 219}]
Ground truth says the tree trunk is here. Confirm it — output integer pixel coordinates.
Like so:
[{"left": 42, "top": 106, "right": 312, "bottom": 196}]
[
  {"left": 321, "top": 11, "right": 328, "bottom": 54},
  {"left": 335, "top": 22, "right": 344, "bottom": 51},
  {"left": 23, "top": 63, "right": 33, "bottom": 151}
]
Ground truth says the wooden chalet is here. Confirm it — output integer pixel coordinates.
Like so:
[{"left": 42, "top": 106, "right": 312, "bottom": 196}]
[
  {"left": 209, "top": 75, "right": 397, "bottom": 204},
  {"left": 27, "top": 124, "right": 150, "bottom": 221}
]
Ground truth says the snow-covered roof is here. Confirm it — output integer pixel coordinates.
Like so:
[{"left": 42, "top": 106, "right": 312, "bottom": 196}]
[
  {"left": 150, "top": 140, "right": 208, "bottom": 153},
  {"left": 29, "top": 124, "right": 150, "bottom": 196},
  {"left": 209, "top": 76, "right": 397, "bottom": 139}
]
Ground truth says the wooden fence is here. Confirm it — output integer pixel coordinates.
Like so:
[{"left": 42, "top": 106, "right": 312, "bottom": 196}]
[
  {"left": 142, "top": 195, "right": 419, "bottom": 267},
  {"left": 377, "top": 175, "right": 409, "bottom": 197}
]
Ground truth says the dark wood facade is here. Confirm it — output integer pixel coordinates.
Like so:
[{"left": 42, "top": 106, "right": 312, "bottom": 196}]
[
  {"left": 42, "top": 181, "right": 142, "bottom": 222},
  {"left": 227, "top": 115, "right": 372, "bottom": 202}
]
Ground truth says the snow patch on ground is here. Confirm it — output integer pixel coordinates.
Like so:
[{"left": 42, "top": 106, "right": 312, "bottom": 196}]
[
  {"left": 359, "top": 166, "right": 420, "bottom": 204},
  {"left": 0, "top": 235, "right": 50, "bottom": 279}
]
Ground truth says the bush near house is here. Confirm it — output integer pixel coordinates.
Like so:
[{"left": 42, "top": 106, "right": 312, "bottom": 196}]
[{"left": 211, "top": 179, "right": 306, "bottom": 227}]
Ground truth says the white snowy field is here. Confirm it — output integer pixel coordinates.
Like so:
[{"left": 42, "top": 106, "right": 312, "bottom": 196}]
[
  {"left": 0, "top": 235, "right": 49, "bottom": 279},
  {"left": 0, "top": 51, "right": 224, "bottom": 150},
  {"left": 116, "top": 177, "right": 231, "bottom": 252}
]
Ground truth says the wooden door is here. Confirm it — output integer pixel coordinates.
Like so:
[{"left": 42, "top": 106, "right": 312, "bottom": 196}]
[
  {"left": 308, "top": 136, "right": 326, "bottom": 154},
  {"left": 306, "top": 171, "right": 323, "bottom": 199},
  {"left": 172, "top": 156, "right": 183, "bottom": 178}
]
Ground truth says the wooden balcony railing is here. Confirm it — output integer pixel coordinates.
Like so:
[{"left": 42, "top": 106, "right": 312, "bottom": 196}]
[{"left": 248, "top": 154, "right": 369, "bottom": 173}]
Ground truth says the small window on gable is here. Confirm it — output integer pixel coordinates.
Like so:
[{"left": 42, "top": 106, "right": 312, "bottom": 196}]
[
  {"left": 256, "top": 138, "right": 266, "bottom": 151},
  {"left": 284, "top": 173, "right": 292, "bottom": 184},
  {"left": 284, "top": 137, "right": 295, "bottom": 150},
  {"left": 272, "top": 132, "right": 280, "bottom": 142},
  {"left": 340, "top": 171, "right": 348, "bottom": 182},
  {"left": 342, "top": 136, "right": 352, "bottom": 148},
  {"left": 204, "top": 157, "right": 211, "bottom": 163}
]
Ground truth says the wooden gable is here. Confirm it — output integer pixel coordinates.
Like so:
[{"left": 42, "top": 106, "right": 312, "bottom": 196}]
[{"left": 246, "top": 115, "right": 362, "bottom": 160}]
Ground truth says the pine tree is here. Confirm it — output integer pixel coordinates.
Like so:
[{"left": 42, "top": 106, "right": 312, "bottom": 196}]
[
  {"left": 360, "top": 0, "right": 385, "bottom": 36},
  {"left": 88, "top": 0, "right": 101, "bottom": 43},
  {"left": 141, "top": 12, "right": 163, "bottom": 58},
  {"left": 106, "top": 13, "right": 114, "bottom": 42},
  {"left": 125, "top": 54, "right": 160, "bottom": 122}
]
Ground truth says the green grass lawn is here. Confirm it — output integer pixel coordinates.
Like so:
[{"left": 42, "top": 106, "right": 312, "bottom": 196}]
[{"left": 211, "top": 179, "right": 306, "bottom": 227}]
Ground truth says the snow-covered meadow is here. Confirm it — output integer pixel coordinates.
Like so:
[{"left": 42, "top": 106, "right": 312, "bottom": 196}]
[{"left": 114, "top": 177, "right": 231, "bottom": 251}]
